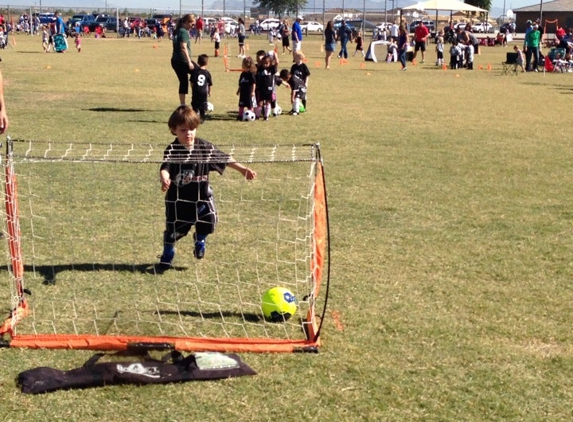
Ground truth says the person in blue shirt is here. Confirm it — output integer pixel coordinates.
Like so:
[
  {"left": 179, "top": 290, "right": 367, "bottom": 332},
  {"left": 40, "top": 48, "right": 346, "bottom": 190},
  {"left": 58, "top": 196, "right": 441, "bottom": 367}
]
[
  {"left": 53, "top": 11, "right": 68, "bottom": 52},
  {"left": 291, "top": 16, "right": 303, "bottom": 58},
  {"left": 337, "top": 20, "right": 352, "bottom": 59}
]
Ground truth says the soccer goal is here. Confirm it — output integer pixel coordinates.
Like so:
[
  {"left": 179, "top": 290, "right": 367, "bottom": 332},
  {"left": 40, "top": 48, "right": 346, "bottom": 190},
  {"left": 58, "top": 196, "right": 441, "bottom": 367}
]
[{"left": 0, "top": 138, "right": 330, "bottom": 353}]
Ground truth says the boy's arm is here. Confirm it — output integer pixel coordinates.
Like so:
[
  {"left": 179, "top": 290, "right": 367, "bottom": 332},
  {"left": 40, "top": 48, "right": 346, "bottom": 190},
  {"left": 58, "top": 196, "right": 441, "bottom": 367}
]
[
  {"left": 160, "top": 169, "right": 171, "bottom": 192},
  {"left": 228, "top": 160, "right": 257, "bottom": 180}
]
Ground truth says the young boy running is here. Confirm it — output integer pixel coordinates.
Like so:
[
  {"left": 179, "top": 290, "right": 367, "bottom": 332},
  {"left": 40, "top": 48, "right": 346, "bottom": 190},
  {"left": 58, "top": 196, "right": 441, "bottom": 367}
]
[{"left": 157, "top": 106, "right": 257, "bottom": 271}]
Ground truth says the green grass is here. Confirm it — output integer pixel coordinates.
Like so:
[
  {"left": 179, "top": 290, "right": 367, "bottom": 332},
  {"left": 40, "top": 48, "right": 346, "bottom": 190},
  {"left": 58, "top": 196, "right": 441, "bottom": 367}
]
[{"left": 1, "top": 32, "right": 573, "bottom": 421}]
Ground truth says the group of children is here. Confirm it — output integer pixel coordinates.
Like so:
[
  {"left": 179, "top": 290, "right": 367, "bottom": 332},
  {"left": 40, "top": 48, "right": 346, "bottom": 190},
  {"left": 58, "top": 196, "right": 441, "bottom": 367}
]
[
  {"left": 186, "top": 47, "right": 311, "bottom": 122},
  {"left": 237, "top": 50, "right": 310, "bottom": 120}
]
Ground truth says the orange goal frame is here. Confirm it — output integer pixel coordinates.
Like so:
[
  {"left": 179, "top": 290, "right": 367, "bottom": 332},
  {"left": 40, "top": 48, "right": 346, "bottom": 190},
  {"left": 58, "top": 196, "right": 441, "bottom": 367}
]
[{"left": 0, "top": 140, "right": 330, "bottom": 353}]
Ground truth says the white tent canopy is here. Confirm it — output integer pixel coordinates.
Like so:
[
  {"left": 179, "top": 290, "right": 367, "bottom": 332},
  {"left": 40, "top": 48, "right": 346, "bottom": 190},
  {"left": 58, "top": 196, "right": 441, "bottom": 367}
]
[{"left": 403, "top": 0, "right": 488, "bottom": 13}]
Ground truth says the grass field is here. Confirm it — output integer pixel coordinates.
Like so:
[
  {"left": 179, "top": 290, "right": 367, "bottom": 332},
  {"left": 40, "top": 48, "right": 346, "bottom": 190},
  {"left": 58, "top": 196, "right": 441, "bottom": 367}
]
[{"left": 0, "top": 31, "right": 573, "bottom": 421}]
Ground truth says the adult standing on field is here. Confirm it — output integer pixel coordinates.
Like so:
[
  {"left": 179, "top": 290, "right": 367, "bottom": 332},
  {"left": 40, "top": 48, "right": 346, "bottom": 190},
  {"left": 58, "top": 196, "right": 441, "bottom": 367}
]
[
  {"left": 53, "top": 11, "right": 68, "bottom": 51},
  {"left": 171, "top": 14, "right": 195, "bottom": 105},
  {"left": 292, "top": 16, "right": 303, "bottom": 56},
  {"left": 525, "top": 23, "right": 541, "bottom": 72},
  {"left": 324, "top": 21, "right": 336, "bottom": 69},
  {"left": 195, "top": 16, "right": 203, "bottom": 43},
  {"left": 237, "top": 18, "right": 246, "bottom": 58},
  {"left": 412, "top": 20, "right": 429, "bottom": 63},
  {"left": 337, "top": 20, "right": 352, "bottom": 59},
  {"left": 279, "top": 19, "right": 292, "bottom": 54},
  {"left": 398, "top": 24, "right": 409, "bottom": 71}
]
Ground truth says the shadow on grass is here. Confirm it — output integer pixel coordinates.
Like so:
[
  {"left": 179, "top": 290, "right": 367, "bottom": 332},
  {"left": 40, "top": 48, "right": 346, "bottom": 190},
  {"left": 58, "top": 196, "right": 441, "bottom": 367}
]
[
  {"left": 205, "top": 111, "right": 241, "bottom": 122},
  {"left": 157, "top": 309, "right": 262, "bottom": 323},
  {"left": 86, "top": 107, "right": 148, "bottom": 112},
  {"left": 0, "top": 263, "right": 188, "bottom": 286}
]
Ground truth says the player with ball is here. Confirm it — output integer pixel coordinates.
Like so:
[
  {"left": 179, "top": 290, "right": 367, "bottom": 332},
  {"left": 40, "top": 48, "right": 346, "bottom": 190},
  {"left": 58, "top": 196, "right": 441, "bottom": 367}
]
[{"left": 157, "top": 106, "right": 257, "bottom": 271}]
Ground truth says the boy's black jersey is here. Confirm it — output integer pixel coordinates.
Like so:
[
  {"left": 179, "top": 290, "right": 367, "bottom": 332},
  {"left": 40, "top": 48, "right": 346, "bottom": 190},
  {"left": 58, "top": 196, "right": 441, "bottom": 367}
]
[
  {"left": 190, "top": 68, "right": 212, "bottom": 103},
  {"left": 161, "top": 138, "right": 228, "bottom": 202}
]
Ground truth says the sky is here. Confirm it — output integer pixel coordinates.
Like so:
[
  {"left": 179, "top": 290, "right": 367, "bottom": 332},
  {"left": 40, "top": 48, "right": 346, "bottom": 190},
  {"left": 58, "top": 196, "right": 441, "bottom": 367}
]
[{"left": 8, "top": 0, "right": 540, "bottom": 17}]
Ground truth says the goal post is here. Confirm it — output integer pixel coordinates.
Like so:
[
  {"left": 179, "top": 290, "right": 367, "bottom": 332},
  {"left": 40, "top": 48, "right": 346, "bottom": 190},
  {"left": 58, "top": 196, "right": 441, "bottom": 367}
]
[{"left": 0, "top": 139, "right": 330, "bottom": 353}]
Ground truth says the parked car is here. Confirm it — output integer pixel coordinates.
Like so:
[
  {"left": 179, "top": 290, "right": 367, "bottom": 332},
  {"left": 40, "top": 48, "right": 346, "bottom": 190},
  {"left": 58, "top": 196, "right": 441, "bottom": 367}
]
[
  {"left": 89, "top": 15, "right": 111, "bottom": 32},
  {"left": 301, "top": 21, "right": 323, "bottom": 33},
  {"left": 67, "top": 14, "right": 94, "bottom": 28},
  {"left": 454, "top": 22, "right": 469, "bottom": 31},
  {"left": 471, "top": 22, "right": 494, "bottom": 33},
  {"left": 260, "top": 18, "right": 280, "bottom": 31},
  {"left": 36, "top": 12, "right": 55, "bottom": 24},
  {"left": 220, "top": 17, "right": 238, "bottom": 33},
  {"left": 409, "top": 20, "right": 435, "bottom": 33},
  {"left": 376, "top": 22, "right": 393, "bottom": 31},
  {"left": 104, "top": 17, "right": 118, "bottom": 32}
]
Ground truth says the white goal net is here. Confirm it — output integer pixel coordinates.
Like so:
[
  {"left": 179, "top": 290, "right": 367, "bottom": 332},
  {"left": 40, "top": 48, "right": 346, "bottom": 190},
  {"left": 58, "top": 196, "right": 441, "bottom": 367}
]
[{"left": 0, "top": 139, "right": 329, "bottom": 353}]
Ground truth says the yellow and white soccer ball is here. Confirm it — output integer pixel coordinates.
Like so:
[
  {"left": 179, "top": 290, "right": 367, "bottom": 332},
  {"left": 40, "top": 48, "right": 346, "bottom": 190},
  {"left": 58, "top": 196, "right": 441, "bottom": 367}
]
[{"left": 261, "top": 286, "right": 297, "bottom": 322}]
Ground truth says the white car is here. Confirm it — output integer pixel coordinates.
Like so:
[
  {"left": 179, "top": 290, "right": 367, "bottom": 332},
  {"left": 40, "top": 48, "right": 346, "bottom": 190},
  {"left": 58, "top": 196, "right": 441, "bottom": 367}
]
[
  {"left": 471, "top": 22, "right": 494, "bottom": 33},
  {"left": 260, "top": 18, "right": 280, "bottom": 31},
  {"left": 219, "top": 17, "right": 238, "bottom": 34},
  {"left": 301, "top": 21, "right": 324, "bottom": 33}
]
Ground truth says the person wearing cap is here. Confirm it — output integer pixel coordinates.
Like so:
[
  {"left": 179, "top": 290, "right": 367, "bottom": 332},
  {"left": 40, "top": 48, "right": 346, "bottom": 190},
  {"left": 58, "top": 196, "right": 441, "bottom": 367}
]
[
  {"left": 524, "top": 22, "right": 540, "bottom": 71},
  {"left": 292, "top": 15, "right": 303, "bottom": 58}
]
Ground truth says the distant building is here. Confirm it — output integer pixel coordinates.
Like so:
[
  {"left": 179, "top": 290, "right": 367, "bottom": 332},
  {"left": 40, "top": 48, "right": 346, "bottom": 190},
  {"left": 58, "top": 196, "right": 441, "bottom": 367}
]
[{"left": 514, "top": 0, "right": 573, "bottom": 32}]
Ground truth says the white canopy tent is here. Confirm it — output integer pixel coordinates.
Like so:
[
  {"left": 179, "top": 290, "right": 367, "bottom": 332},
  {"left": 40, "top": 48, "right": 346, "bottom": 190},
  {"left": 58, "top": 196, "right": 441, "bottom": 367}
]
[{"left": 402, "top": 0, "right": 489, "bottom": 31}]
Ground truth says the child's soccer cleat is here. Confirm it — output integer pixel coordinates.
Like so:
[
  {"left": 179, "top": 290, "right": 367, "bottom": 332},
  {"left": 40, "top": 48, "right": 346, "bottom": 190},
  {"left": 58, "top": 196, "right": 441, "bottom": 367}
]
[
  {"left": 155, "top": 249, "right": 175, "bottom": 273},
  {"left": 194, "top": 240, "right": 206, "bottom": 259}
]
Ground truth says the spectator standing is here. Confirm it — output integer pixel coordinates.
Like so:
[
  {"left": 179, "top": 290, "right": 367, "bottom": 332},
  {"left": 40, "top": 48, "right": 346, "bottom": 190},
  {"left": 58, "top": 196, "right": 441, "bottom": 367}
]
[
  {"left": 398, "top": 24, "right": 409, "bottom": 71},
  {"left": 53, "top": 11, "right": 68, "bottom": 51},
  {"left": 237, "top": 18, "right": 246, "bottom": 58},
  {"left": 171, "top": 14, "right": 195, "bottom": 105},
  {"left": 279, "top": 19, "right": 292, "bottom": 54},
  {"left": 337, "top": 20, "right": 352, "bottom": 59},
  {"left": 292, "top": 16, "right": 303, "bottom": 57},
  {"left": 324, "top": 20, "right": 336, "bottom": 69},
  {"left": 195, "top": 16, "right": 203, "bottom": 43},
  {"left": 412, "top": 20, "right": 429, "bottom": 63},
  {"left": 525, "top": 23, "right": 541, "bottom": 71},
  {"left": 390, "top": 21, "right": 399, "bottom": 39}
]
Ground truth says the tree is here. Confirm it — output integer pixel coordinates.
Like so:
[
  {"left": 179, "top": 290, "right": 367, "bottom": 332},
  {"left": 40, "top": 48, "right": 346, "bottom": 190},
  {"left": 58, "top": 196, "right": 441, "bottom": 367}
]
[
  {"left": 253, "top": 0, "right": 308, "bottom": 16},
  {"left": 466, "top": 0, "right": 492, "bottom": 13}
]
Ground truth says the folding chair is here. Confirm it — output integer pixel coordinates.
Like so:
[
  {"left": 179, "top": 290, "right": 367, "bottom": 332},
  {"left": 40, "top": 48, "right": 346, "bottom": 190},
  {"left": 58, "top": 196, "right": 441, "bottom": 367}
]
[{"left": 501, "top": 52, "right": 518, "bottom": 75}]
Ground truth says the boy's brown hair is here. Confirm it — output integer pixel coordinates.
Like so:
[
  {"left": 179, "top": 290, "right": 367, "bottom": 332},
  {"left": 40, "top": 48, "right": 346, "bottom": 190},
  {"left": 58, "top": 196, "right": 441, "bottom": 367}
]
[{"left": 168, "top": 106, "right": 201, "bottom": 134}]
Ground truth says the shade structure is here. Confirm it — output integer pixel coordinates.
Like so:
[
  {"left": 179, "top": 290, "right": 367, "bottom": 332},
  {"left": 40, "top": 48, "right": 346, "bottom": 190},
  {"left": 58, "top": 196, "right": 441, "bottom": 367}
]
[{"left": 403, "top": 0, "right": 487, "bottom": 13}]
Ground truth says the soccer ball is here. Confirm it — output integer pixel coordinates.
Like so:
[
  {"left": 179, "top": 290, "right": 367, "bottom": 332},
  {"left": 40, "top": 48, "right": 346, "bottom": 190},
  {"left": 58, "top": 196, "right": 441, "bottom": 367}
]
[
  {"left": 261, "top": 286, "right": 297, "bottom": 322},
  {"left": 299, "top": 104, "right": 306, "bottom": 113},
  {"left": 242, "top": 110, "right": 256, "bottom": 122},
  {"left": 206, "top": 102, "right": 214, "bottom": 112},
  {"left": 273, "top": 105, "right": 282, "bottom": 116}
]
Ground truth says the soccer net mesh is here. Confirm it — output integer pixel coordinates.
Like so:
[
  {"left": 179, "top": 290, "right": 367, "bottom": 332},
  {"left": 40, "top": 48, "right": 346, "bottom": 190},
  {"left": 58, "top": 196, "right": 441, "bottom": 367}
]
[{"left": 0, "top": 139, "right": 329, "bottom": 353}]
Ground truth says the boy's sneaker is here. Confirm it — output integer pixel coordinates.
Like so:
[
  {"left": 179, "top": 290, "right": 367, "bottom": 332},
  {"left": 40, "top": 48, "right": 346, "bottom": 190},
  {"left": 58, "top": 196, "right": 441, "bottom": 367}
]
[
  {"left": 194, "top": 240, "right": 206, "bottom": 259},
  {"left": 155, "top": 251, "right": 175, "bottom": 273}
]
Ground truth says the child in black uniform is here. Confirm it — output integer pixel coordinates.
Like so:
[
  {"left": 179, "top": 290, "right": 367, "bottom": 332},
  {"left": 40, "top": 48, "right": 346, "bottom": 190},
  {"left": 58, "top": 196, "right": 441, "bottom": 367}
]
[
  {"left": 236, "top": 56, "right": 257, "bottom": 120},
  {"left": 157, "top": 106, "right": 257, "bottom": 270},
  {"left": 190, "top": 54, "right": 212, "bottom": 123}
]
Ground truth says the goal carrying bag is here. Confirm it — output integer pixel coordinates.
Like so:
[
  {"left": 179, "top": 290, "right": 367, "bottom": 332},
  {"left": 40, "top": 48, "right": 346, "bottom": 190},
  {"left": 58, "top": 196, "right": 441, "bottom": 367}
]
[{"left": 17, "top": 350, "right": 256, "bottom": 394}]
